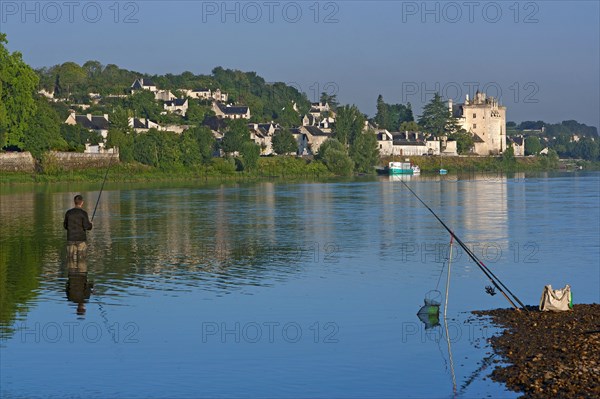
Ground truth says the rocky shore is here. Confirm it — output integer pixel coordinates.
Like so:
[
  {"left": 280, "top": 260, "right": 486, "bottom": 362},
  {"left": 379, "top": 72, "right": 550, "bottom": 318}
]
[{"left": 475, "top": 304, "right": 600, "bottom": 398}]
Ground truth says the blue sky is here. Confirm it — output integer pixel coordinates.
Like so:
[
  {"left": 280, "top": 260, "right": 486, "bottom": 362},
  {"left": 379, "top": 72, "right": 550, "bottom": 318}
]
[{"left": 1, "top": 0, "right": 599, "bottom": 127}]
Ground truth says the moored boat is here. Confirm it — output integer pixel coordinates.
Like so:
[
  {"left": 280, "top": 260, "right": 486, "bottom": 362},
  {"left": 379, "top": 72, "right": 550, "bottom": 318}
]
[{"left": 388, "top": 161, "right": 420, "bottom": 175}]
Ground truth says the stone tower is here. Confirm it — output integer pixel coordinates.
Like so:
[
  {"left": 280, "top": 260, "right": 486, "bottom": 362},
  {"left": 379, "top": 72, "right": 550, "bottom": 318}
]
[{"left": 452, "top": 91, "right": 507, "bottom": 155}]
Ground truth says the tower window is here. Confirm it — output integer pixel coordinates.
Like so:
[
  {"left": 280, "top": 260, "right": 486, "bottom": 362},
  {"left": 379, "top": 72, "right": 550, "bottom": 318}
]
[{"left": 473, "top": 113, "right": 476, "bottom": 118}]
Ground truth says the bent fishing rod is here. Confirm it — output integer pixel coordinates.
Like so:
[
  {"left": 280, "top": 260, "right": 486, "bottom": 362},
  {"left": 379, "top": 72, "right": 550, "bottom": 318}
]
[
  {"left": 399, "top": 180, "right": 527, "bottom": 311},
  {"left": 91, "top": 153, "right": 114, "bottom": 222}
]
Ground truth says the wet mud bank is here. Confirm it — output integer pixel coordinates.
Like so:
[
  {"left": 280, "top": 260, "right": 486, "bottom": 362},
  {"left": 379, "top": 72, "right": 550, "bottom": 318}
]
[{"left": 475, "top": 304, "right": 600, "bottom": 398}]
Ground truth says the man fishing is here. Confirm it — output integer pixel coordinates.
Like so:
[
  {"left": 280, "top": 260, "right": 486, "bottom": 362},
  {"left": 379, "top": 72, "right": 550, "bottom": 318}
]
[{"left": 64, "top": 194, "right": 93, "bottom": 259}]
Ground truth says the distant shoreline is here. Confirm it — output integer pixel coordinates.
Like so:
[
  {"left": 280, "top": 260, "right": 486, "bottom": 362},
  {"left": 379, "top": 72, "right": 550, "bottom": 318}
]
[{"left": 1, "top": 154, "right": 598, "bottom": 185}]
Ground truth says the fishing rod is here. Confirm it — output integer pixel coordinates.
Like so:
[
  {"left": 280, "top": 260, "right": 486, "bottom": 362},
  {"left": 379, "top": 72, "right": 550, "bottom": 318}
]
[
  {"left": 399, "top": 180, "right": 527, "bottom": 311},
  {"left": 91, "top": 153, "right": 114, "bottom": 222}
]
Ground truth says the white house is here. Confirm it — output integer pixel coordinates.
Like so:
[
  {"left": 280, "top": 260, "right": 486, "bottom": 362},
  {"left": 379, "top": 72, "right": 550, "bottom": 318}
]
[
  {"left": 212, "top": 103, "right": 251, "bottom": 119},
  {"left": 163, "top": 99, "right": 189, "bottom": 116},
  {"left": 128, "top": 117, "right": 163, "bottom": 133},
  {"left": 508, "top": 135, "right": 525, "bottom": 157},
  {"left": 183, "top": 88, "right": 212, "bottom": 100},
  {"left": 154, "top": 90, "right": 176, "bottom": 102},
  {"left": 65, "top": 112, "right": 110, "bottom": 139},
  {"left": 248, "top": 123, "right": 280, "bottom": 155},
  {"left": 377, "top": 130, "right": 442, "bottom": 157},
  {"left": 183, "top": 88, "right": 228, "bottom": 102},
  {"left": 292, "top": 125, "right": 333, "bottom": 155},
  {"left": 131, "top": 78, "right": 157, "bottom": 92}
]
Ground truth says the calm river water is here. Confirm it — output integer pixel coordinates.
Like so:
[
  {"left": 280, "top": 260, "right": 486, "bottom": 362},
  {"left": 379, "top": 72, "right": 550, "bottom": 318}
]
[{"left": 1, "top": 172, "right": 599, "bottom": 398}]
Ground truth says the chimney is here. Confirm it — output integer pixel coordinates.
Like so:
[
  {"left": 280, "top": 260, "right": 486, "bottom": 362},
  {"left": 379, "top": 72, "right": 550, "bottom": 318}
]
[
  {"left": 448, "top": 98, "right": 453, "bottom": 114},
  {"left": 466, "top": 94, "right": 469, "bottom": 103}
]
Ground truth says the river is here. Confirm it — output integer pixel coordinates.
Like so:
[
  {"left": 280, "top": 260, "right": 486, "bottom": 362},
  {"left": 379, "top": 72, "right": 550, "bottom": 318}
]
[{"left": 1, "top": 172, "right": 598, "bottom": 398}]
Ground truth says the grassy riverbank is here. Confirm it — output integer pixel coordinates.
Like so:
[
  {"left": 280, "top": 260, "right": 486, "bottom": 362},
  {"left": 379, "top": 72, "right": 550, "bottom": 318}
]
[
  {"left": 387, "top": 154, "right": 600, "bottom": 173},
  {"left": 2, "top": 155, "right": 597, "bottom": 184},
  {"left": 0, "top": 157, "right": 333, "bottom": 184}
]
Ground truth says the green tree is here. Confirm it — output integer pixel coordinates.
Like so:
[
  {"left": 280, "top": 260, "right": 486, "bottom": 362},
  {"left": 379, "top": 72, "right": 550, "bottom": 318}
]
[
  {"left": 239, "top": 141, "right": 261, "bottom": 170},
  {"left": 21, "top": 96, "right": 69, "bottom": 158},
  {"left": 127, "top": 90, "right": 162, "bottom": 121},
  {"left": 221, "top": 119, "right": 251, "bottom": 154},
  {"left": 350, "top": 132, "right": 379, "bottom": 173},
  {"left": 375, "top": 95, "right": 390, "bottom": 129},
  {"left": 180, "top": 126, "right": 215, "bottom": 166},
  {"left": 317, "top": 138, "right": 354, "bottom": 175},
  {"left": 0, "top": 34, "right": 39, "bottom": 149},
  {"left": 272, "top": 128, "right": 298, "bottom": 155},
  {"left": 525, "top": 136, "right": 543, "bottom": 155},
  {"left": 399, "top": 121, "right": 421, "bottom": 131},
  {"left": 320, "top": 92, "right": 339, "bottom": 110},
  {"left": 418, "top": 93, "right": 460, "bottom": 137},
  {"left": 60, "top": 124, "right": 101, "bottom": 152},
  {"left": 274, "top": 103, "right": 301, "bottom": 127},
  {"left": 106, "top": 107, "right": 134, "bottom": 162},
  {"left": 134, "top": 129, "right": 181, "bottom": 169},
  {"left": 82, "top": 60, "right": 103, "bottom": 79},
  {"left": 572, "top": 138, "right": 599, "bottom": 161},
  {"left": 447, "top": 130, "right": 474, "bottom": 155},
  {"left": 502, "top": 144, "right": 516, "bottom": 165},
  {"left": 335, "top": 105, "right": 365, "bottom": 146},
  {"left": 374, "top": 96, "right": 413, "bottom": 131},
  {"left": 185, "top": 100, "right": 212, "bottom": 126},
  {"left": 55, "top": 62, "right": 86, "bottom": 96}
]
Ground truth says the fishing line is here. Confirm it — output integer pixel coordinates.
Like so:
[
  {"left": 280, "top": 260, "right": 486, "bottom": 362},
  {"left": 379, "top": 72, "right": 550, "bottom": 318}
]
[
  {"left": 91, "top": 153, "right": 114, "bottom": 222},
  {"left": 400, "top": 180, "right": 527, "bottom": 311}
]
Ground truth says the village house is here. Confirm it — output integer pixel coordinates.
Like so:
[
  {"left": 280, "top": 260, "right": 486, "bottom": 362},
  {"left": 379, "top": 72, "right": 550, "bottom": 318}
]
[
  {"left": 87, "top": 93, "right": 102, "bottom": 105},
  {"left": 439, "top": 137, "right": 458, "bottom": 156},
  {"left": 38, "top": 89, "right": 54, "bottom": 99},
  {"left": 154, "top": 90, "right": 177, "bottom": 102},
  {"left": 163, "top": 99, "right": 189, "bottom": 116},
  {"left": 508, "top": 135, "right": 525, "bottom": 156},
  {"left": 451, "top": 91, "right": 507, "bottom": 155},
  {"left": 292, "top": 125, "right": 333, "bottom": 155},
  {"left": 184, "top": 88, "right": 212, "bottom": 100},
  {"left": 65, "top": 112, "right": 110, "bottom": 139},
  {"left": 302, "top": 113, "right": 335, "bottom": 132},
  {"left": 183, "top": 88, "right": 228, "bottom": 102},
  {"left": 376, "top": 130, "right": 442, "bottom": 157},
  {"left": 131, "top": 78, "right": 157, "bottom": 92},
  {"left": 248, "top": 123, "right": 279, "bottom": 155},
  {"left": 212, "top": 103, "right": 251, "bottom": 119},
  {"left": 290, "top": 128, "right": 309, "bottom": 156},
  {"left": 212, "top": 89, "right": 228, "bottom": 102},
  {"left": 128, "top": 117, "right": 163, "bottom": 133}
]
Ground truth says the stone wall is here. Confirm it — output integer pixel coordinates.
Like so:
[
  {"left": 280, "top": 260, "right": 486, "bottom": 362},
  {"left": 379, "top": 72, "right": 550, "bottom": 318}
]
[
  {"left": 0, "top": 152, "right": 36, "bottom": 172},
  {"left": 44, "top": 151, "right": 119, "bottom": 170}
]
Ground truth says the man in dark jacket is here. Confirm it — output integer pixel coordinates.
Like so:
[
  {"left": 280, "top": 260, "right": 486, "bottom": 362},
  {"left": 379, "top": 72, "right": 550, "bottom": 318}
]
[{"left": 64, "top": 195, "right": 93, "bottom": 259}]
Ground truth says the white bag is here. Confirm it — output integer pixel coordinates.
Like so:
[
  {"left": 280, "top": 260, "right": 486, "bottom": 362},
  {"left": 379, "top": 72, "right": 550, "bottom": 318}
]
[{"left": 539, "top": 284, "right": 572, "bottom": 311}]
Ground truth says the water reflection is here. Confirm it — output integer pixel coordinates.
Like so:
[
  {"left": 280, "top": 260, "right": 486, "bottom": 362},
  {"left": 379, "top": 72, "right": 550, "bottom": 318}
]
[{"left": 65, "top": 258, "right": 93, "bottom": 316}]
